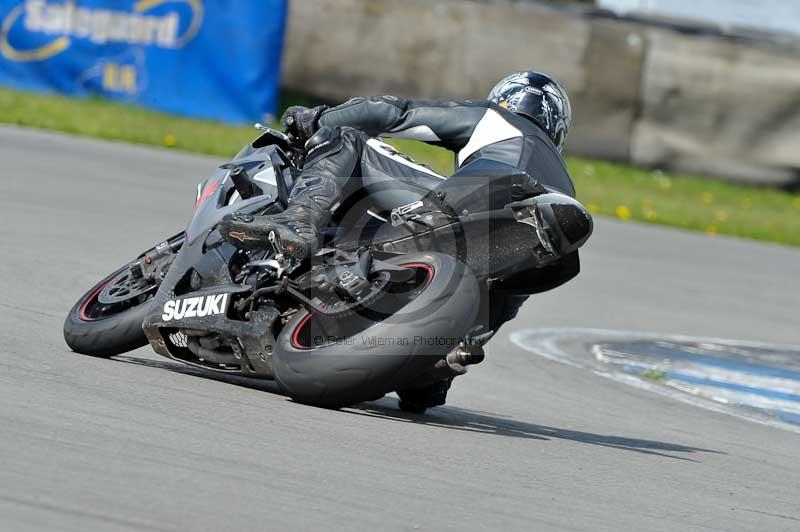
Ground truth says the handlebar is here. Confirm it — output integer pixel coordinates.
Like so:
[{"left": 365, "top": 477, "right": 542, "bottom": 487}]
[
  {"left": 253, "top": 123, "right": 306, "bottom": 164},
  {"left": 254, "top": 123, "right": 296, "bottom": 146}
]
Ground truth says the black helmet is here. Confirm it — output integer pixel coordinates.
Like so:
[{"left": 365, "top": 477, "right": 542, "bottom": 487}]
[{"left": 488, "top": 71, "right": 572, "bottom": 152}]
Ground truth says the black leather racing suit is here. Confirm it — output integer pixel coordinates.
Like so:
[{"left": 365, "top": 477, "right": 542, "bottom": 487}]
[
  {"left": 318, "top": 95, "right": 576, "bottom": 197},
  {"left": 290, "top": 96, "right": 579, "bottom": 332},
  {"left": 296, "top": 95, "right": 580, "bottom": 332}
]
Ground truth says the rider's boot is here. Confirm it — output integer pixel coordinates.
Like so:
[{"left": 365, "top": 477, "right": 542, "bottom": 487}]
[
  {"left": 220, "top": 174, "right": 341, "bottom": 258},
  {"left": 397, "top": 378, "right": 453, "bottom": 414},
  {"left": 220, "top": 126, "right": 357, "bottom": 258}
]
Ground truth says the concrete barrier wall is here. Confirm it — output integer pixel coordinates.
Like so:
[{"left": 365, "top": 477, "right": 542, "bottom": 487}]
[
  {"left": 282, "top": 0, "right": 800, "bottom": 186},
  {"left": 633, "top": 27, "right": 800, "bottom": 184},
  {"left": 283, "top": 0, "right": 588, "bottom": 99}
]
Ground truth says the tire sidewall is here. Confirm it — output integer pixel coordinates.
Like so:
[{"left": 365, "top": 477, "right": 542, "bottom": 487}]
[
  {"left": 63, "top": 266, "right": 154, "bottom": 357},
  {"left": 273, "top": 252, "right": 481, "bottom": 408}
]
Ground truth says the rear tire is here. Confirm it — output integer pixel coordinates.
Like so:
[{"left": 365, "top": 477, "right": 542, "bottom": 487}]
[
  {"left": 63, "top": 266, "right": 154, "bottom": 357},
  {"left": 273, "top": 252, "right": 480, "bottom": 409}
]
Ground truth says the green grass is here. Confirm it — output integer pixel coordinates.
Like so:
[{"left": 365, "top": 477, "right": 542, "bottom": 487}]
[
  {"left": 2, "top": 86, "right": 799, "bottom": 246},
  {"left": 639, "top": 369, "right": 668, "bottom": 382}
]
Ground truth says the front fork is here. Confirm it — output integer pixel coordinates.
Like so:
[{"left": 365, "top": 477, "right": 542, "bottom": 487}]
[{"left": 130, "top": 233, "right": 186, "bottom": 286}]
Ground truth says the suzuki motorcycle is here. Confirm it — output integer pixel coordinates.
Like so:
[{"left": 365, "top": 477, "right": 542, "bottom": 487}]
[{"left": 64, "top": 126, "right": 591, "bottom": 411}]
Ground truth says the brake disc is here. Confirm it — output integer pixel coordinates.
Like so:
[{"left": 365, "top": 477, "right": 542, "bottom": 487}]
[{"left": 97, "top": 270, "right": 157, "bottom": 305}]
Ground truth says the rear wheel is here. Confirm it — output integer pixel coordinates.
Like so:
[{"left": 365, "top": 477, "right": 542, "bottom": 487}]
[
  {"left": 273, "top": 252, "right": 480, "bottom": 409},
  {"left": 63, "top": 264, "right": 157, "bottom": 357}
]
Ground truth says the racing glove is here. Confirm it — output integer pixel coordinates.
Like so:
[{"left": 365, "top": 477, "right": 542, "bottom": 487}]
[{"left": 280, "top": 105, "right": 327, "bottom": 142}]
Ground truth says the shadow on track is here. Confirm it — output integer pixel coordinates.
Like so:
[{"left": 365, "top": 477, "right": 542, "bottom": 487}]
[
  {"left": 114, "top": 355, "right": 284, "bottom": 394},
  {"left": 115, "top": 355, "right": 721, "bottom": 461},
  {"left": 349, "top": 399, "right": 723, "bottom": 461}
]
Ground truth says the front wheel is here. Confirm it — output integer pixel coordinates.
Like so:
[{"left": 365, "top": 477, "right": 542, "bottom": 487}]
[
  {"left": 64, "top": 264, "right": 157, "bottom": 357},
  {"left": 272, "top": 252, "right": 481, "bottom": 409}
]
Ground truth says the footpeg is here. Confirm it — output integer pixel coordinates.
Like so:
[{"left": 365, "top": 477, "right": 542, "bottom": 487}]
[
  {"left": 390, "top": 201, "right": 424, "bottom": 227},
  {"left": 268, "top": 231, "right": 283, "bottom": 256},
  {"left": 447, "top": 345, "right": 485, "bottom": 368},
  {"left": 267, "top": 231, "right": 292, "bottom": 276},
  {"left": 434, "top": 345, "right": 486, "bottom": 377}
]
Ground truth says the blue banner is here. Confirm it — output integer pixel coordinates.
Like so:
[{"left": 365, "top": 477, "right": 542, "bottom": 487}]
[{"left": 0, "top": 0, "right": 287, "bottom": 123}]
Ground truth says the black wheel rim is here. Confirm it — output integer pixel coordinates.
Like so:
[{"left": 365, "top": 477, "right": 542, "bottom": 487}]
[
  {"left": 290, "top": 262, "right": 434, "bottom": 350},
  {"left": 79, "top": 268, "right": 156, "bottom": 322},
  {"left": 98, "top": 271, "right": 155, "bottom": 305}
]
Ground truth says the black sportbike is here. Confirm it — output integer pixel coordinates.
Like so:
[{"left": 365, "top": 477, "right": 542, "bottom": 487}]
[{"left": 64, "top": 126, "right": 591, "bottom": 411}]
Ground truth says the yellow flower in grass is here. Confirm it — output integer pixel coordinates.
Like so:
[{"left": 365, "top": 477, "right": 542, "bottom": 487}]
[
  {"left": 615, "top": 205, "right": 631, "bottom": 220},
  {"left": 714, "top": 210, "right": 729, "bottom": 223},
  {"left": 793, "top": 197, "right": 800, "bottom": 209},
  {"left": 701, "top": 192, "right": 714, "bottom": 204},
  {"left": 644, "top": 209, "right": 657, "bottom": 222},
  {"left": 163, "top": 134, "right": 177, "bottom": 147},
  {"left": 741, "top": 197, "right": 752, "bottom": 209},
  {"left": 705, "top": 225, "right": 718, "bottom": 235}
]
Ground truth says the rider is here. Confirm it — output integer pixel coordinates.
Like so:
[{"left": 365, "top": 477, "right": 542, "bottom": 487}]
[
  {"left": 220, "top": 71, "right": 588, "bottom": 257},
  {"left": 220, "top": 71, "right": 592, "bottom": 410}
]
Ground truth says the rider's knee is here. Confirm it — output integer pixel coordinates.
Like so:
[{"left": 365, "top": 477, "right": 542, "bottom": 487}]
[
  {"left": 304, "top": 126, "right": 341, "bottom": 162},
  {"left": 305, "top": 126, "right": 365, "bottom": 164}
]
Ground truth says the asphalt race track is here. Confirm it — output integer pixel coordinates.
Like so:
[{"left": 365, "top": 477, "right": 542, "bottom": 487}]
[{"left": 1, "top": 125, "right": 799, "bottom": 532}]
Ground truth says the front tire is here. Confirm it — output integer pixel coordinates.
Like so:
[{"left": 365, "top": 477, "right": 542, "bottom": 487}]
[
  {"left": 272, "top": 252, "right": 480, "bottom": 409},
  {"left": 64, "top": 266, "right": 155, "bottom": 357}
]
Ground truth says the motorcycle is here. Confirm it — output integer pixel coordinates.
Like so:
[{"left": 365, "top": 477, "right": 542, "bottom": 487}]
[{"left": 64, "top": 125, "right": 591, "bottom": 411}]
